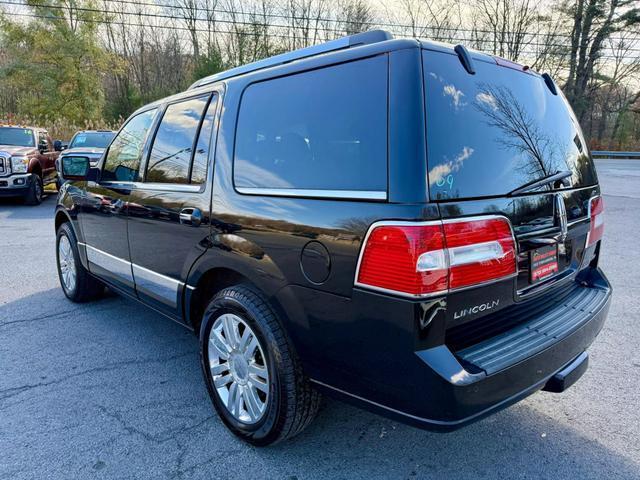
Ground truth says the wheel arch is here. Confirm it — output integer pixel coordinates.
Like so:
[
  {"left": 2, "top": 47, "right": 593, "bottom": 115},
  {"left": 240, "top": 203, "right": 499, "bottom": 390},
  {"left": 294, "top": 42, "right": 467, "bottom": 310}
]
[
  {"left": 54, "top": 207, "right": 89, "bottom": 269},
  {"left": 185, "top": 255, "right": 291, "bottom": 340},
  {"left": 54, "top": 208, "right": 73, "bottom": 233},
  {"left": 29, "top": 158, "right": 42, "bottom": 177}
]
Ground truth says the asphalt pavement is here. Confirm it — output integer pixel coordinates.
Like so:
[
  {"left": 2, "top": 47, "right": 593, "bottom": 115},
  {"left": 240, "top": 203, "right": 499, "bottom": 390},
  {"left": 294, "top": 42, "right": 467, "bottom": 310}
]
[{"left": 1, "top": 159, "right": 639, "bottom": 479}]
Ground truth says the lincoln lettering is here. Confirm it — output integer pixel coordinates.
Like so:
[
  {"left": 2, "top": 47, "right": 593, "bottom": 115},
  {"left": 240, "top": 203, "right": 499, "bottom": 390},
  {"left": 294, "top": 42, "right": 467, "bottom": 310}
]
[{"left": 454, "top": 299, "right": 500, "bottom": 320}]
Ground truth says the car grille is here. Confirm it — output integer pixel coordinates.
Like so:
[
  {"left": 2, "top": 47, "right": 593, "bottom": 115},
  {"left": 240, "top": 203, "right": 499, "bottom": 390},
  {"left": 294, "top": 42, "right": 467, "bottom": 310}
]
[{"left": 0, "top": 155, "right": 9, "bottom": 177}]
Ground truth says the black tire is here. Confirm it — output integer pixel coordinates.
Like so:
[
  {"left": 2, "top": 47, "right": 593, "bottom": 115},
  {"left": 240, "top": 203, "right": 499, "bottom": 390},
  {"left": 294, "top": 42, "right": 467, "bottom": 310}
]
[
  {"left": 56, "top": 222, "right": 104, "bottom": 302},
  {"left": 200, "top": 285, "right": 321, "bottom": 446},
  {"left": 24, "top": 173, "right": 43, "bottom": 205}
]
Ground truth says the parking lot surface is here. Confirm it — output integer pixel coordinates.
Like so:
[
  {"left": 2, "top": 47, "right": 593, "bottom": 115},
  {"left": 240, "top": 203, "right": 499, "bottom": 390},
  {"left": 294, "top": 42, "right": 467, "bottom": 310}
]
[{"left": 1, "top": 160, "right": 639, "bottom": 479}]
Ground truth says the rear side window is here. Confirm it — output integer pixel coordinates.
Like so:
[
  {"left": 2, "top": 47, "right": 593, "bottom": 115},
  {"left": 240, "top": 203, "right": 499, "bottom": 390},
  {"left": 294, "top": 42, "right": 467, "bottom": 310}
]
[
  {"left": 103, "top": 109, "right": 157, "bottom": 182},
  {"left": 234, "top": 55, "right": 388, "bottom": 196},
  {"left": 423, "top": 50, "right": 597, "bottom": 200},
  {"left": 146, "top": 95, "right": 210, "bottom": 184}
]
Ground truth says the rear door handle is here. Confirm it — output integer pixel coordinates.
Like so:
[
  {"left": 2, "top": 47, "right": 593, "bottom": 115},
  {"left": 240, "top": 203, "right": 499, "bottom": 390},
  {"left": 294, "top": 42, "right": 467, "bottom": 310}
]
[{"left": 179, "top": 207, "right": 202, "bottom": 227}]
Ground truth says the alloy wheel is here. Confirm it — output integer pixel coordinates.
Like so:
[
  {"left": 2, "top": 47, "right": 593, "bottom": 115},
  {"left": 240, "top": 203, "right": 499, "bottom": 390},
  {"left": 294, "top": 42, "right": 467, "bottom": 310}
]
[
  {"left": 208, "top": 313, "right": 270, "bottom": 424},
  {"left": 58, "top": 235, "right": 77, "bottom": 293}
]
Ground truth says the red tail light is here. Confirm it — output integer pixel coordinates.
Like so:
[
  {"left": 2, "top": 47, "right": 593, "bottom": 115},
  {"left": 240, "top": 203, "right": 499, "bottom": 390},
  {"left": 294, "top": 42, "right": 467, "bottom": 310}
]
[
  {"left": 586, "top": 196, "right": 604, "bottom": 248},
  {"left": 355, "top": 217, "right": 517, "bottom": 298}
]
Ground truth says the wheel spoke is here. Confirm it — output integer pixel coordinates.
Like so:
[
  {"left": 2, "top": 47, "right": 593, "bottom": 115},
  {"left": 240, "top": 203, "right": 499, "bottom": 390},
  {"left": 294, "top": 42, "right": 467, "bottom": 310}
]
[
  {"left": 222, "top": 315, "right": 240, "bottom": 349},
  {"left": 214, "top": 373, "right": 233, "bottom": 389},
  {"left": 232, "top": 383, "right": 243, "bottom": 416},
  {"left": 227, "top": 382, "right": 239, "bottom": 415},
  {"left": 244, "top": 385, "right": 262, "bottom": 419},
  {"left": 248, "top": 363, "right": 267, "bottom": 380},
  {"left": 251, "top": 375, "right": 268, "bottom": 393},
  {"left": 244, "top": 336, "right": 259, "bottom": 360},
  {"left": 209, "top": 362, "right": 229, "bottom": 376},
  {"left": 209, "top": 331, "right": 231, "bottom": 359},
  {"left": 238, "top": 328, "right": 252, "bottom": 353}
]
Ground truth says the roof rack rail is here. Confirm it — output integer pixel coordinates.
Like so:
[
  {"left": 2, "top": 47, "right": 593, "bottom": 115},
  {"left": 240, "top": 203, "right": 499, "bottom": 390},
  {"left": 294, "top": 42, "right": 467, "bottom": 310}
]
[{"left": 189, "top": 29, "right": 393, "bottom": 89}]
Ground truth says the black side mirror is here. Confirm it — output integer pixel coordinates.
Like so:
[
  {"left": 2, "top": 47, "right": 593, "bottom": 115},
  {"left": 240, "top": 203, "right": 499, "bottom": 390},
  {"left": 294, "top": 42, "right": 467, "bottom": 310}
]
[
  {"left": 62, "top": 156, "right": 90, "bottom": 180},
  {"left": 114, "top": 164, "right": 137, "bottom": 182},
  {"left": 53, "top": 140, "right": 63, "bottom": 152}
]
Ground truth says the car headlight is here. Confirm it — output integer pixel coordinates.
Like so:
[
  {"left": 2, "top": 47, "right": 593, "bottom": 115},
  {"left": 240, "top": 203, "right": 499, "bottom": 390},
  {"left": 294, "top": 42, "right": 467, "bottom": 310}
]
[{"left": 11, "top": 156, "right": 29, "bottom": 173}]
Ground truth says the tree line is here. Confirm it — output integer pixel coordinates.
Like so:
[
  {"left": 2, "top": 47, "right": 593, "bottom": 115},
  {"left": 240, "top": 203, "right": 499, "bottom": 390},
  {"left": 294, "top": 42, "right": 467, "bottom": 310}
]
[{"left": 0, "top": 0, "right": 639, "bottom": 149}]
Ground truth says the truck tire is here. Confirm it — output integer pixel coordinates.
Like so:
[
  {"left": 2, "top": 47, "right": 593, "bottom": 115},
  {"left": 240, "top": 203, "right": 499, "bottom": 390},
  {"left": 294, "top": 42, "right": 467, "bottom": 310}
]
[
  {"left": 24, "top": 173, "right": 43, "bottom": 205},
  {"left": 200, "top": 285, "right": 321, "bottom": 446},
  {"left": 56, "top": 222, "right": 104, "bottom": 302}
]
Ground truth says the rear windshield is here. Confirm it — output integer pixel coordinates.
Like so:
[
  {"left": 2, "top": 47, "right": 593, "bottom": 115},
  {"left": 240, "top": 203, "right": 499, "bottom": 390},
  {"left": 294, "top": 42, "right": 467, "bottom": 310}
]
[{"left": 423, "top": 50, "right": 597, "bottom": 200}]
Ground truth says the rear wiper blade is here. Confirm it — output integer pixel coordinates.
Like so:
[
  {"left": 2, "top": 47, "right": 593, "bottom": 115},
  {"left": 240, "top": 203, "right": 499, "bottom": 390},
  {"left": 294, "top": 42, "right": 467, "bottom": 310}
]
[{"left": 507, "top": 170, "right": 572, "bottom": 196}]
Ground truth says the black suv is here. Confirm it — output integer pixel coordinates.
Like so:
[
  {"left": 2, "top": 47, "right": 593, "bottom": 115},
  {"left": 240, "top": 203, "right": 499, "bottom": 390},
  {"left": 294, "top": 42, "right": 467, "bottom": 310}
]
[{"left": 55, "top": 31, "right": 611, "bottom": 446}]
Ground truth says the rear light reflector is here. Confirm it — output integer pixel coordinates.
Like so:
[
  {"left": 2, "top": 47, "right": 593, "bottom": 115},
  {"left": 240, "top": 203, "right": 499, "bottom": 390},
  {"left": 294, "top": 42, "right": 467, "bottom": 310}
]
[
  {"left": 356, "top": 217, "right": 517, "bottom": 298},
  {"left": 586, "top": 196, "right": 604, "bottom": 247}
]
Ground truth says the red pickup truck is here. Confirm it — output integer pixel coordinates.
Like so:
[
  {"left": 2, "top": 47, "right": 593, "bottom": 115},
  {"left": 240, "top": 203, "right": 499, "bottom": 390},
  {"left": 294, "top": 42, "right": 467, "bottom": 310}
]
[{"left": 0, "top": 125, "right": 61, "bottom": 205}]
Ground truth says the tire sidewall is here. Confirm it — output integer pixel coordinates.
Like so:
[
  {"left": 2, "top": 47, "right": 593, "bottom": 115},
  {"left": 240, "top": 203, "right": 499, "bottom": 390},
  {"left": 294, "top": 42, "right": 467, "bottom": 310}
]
[{"left": 200, "top": 291, "right": 285, "bottom": 444}]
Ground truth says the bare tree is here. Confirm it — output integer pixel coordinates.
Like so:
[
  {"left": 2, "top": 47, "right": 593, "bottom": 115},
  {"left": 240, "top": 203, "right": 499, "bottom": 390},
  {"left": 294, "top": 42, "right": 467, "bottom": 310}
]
[
  {"left": 471, "top": 0, "right": 539, "bottom": 62},
  {"left": 563, "top": 0, "right": 640, "bottom": 122}
]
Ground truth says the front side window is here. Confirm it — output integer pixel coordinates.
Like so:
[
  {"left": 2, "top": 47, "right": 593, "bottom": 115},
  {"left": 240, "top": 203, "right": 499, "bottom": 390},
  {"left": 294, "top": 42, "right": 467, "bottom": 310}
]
[
  {"left": 146, "top": 95, "right": 209, "bottom": 184},
  {"left": 234, "top": 55, "right": 388, "bottom": 195},
  {"left": 103, "top": 109, "right": 157, "bottom": 182}
]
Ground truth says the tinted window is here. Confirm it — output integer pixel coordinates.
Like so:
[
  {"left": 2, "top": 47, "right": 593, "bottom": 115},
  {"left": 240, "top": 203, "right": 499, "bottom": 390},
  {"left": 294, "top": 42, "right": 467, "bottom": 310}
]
[
  {"left": 70, "top": 132, "right": 114, "bottom": 149},
  {"left": 423, "top": 51, "right": 597, "bottom": 200},
  {"left": 0, "top": 127, "right": 35, "bottom": 147},
  {"left": 103, "top": 109, "right": 157, "bottom": 182},
  {"left": 146, "top": 95, "right": 209, "bottom": 184},
  {"left": 191, "top": 95, "right": 218, "bottom": 184},
  {"left": 234, "top": 56, "right": 388, "bottom": 193}
]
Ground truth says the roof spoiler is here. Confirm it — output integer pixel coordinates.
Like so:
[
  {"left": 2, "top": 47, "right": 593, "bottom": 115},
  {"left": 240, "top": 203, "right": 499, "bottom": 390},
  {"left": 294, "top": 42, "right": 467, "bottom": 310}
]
[{"left": 189, "top": 30, "right": 393, "bottom": 89}]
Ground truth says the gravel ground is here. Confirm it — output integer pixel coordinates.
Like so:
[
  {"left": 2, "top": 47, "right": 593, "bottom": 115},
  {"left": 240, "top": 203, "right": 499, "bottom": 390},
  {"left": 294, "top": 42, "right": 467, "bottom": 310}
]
[{"left": 1, "top": 159, "right": 639, "bottom": 479}]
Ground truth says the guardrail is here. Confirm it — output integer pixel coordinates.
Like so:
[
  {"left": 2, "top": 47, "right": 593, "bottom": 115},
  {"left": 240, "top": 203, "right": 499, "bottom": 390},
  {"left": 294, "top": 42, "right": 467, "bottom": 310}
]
[{"left": 591, "top": 151, "right": 640, "bottom": 159}]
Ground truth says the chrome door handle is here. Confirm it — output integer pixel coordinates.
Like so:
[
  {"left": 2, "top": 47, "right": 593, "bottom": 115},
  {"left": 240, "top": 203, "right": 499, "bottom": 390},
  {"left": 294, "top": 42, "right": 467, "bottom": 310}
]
[{"left": 179, "top": 207, "right": 202, "bottom": 227}]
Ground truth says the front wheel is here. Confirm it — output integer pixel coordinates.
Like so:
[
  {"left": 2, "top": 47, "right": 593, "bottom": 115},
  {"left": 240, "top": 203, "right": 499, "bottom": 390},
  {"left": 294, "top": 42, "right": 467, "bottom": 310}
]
[
  {"left": 56, "top": 223, "right": 104, "bottom": 302},
  {"left": 24, "top": 173, "right": 43, "bottom": 205},
  {"left": 200, "top": 285, "right": 321, "bottom": 446}
]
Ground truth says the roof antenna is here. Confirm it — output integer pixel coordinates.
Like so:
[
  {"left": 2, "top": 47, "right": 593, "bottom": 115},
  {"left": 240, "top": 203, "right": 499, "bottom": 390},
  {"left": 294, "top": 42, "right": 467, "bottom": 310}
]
[
  {"left": 454, "top": 45, "right": 476, "bottom": 75},
  {"left": 541, "top": 73, "right": 558, "bottom": 95}
]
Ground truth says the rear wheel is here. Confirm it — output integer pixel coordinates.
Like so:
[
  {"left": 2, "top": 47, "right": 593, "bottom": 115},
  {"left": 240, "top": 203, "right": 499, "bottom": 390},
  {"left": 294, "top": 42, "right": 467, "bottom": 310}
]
[
  {"left": 24, "top": 173, "right": 43, "bottom": 205},
  {"left": 56, "top": 222, "right": 103, "bottom": 302},
  {"left": 200, "top": 285, "right": 321, "bottom": 446}
]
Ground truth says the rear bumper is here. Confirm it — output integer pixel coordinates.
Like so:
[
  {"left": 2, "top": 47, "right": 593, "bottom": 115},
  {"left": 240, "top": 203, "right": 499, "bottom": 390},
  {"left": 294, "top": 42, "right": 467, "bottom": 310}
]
[
  {"left": 0, "top": 173, "right": 33, "bottom": 196},
  {"left": 301, "top": 268, "right": 611, "bottom": 431}
]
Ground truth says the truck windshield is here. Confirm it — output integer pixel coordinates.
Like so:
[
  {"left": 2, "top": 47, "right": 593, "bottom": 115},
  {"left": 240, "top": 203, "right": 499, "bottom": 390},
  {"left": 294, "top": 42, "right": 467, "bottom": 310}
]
[
  {"left": 0, "top": 127, "right": 35, "bottom": 147},
  {"left": 69, "top": 132, "right": 114, "bottom": 149},
  {"left": 423, "top": 50, "right": 597, "bottom": 200}
]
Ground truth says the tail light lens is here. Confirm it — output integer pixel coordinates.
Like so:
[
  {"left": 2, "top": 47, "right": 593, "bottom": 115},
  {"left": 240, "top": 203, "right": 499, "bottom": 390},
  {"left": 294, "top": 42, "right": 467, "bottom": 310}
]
[
  {"left": 356, "top": 217, "right": 516, "bottom": 298},
  {"left": 356, "top": 224, "right": 448, "bottom": 296},
  {"left": 586, "top": 196, "right": 604, "bottom": 247}
]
